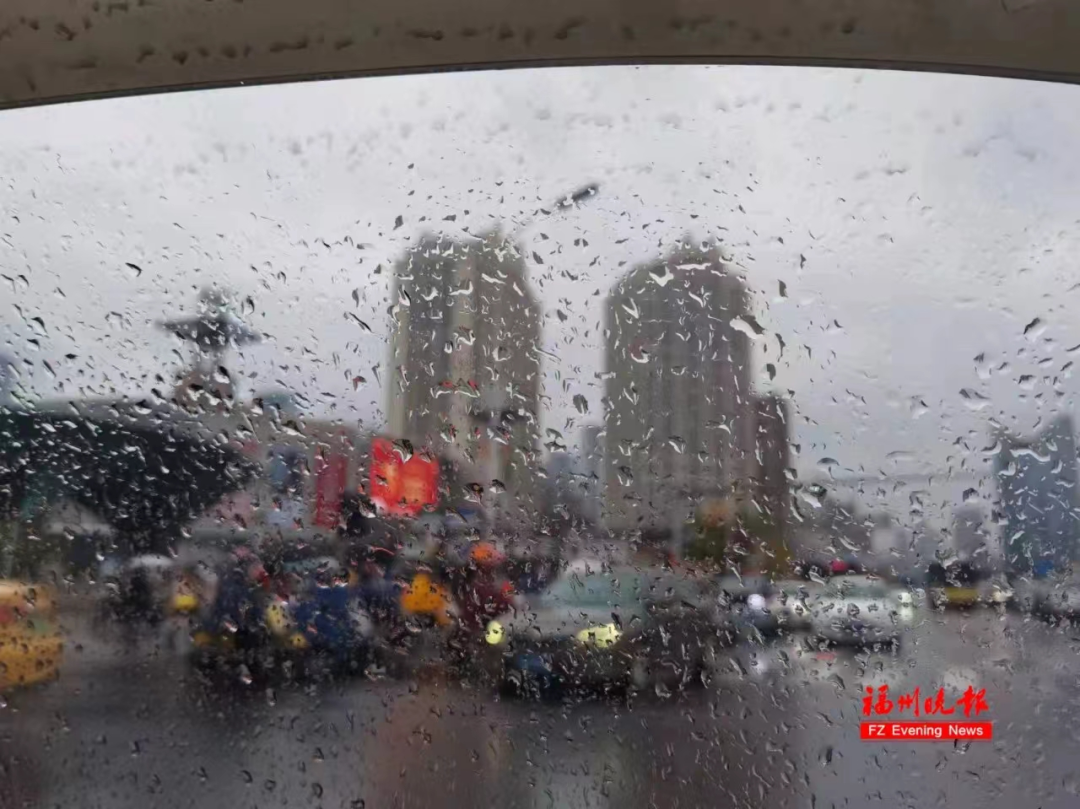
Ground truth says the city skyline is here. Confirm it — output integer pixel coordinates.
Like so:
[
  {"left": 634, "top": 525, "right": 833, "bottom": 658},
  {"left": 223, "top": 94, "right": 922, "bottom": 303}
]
[{"left": 2, "top": 66, "right": 1080, "bottom": 535}]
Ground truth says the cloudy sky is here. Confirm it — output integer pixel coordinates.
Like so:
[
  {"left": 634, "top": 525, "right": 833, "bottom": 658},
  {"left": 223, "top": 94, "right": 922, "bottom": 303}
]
[{"left": 2, "top": 64, "right": 1080, "bottom": 528}]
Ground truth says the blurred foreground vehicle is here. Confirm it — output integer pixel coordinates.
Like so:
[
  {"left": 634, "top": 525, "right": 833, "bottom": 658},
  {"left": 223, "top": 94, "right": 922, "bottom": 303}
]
[
  {"left": 0, "top": 581, "right": 63, "bottom": 691},
  {"left": 808, "top": 575, "right": 913, "bottom": 649},
  {"left": 478, "top": 561, "right": 725, "bottom": 696},
  {"left": 191, "top": 548, "right": 372, "bottom": 679}
]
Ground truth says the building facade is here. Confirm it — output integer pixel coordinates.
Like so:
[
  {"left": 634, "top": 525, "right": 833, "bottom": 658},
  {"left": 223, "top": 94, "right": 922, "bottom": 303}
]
[
  {"left": 602, "top": 242, "right": 754, "bottom": 544},
  {"left": 752, "top": 394, "right": 791, "bottom": 539},
  {"left": 388, "top": 231, "right": 543, "bottom": 530},
  {"left": 995, "top": 414, "right": 1080, "bottom": 574}
]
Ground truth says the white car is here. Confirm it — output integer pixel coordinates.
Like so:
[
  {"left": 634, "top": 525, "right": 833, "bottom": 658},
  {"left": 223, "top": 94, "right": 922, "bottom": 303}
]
[
  {"left": 808, "top": 576, "right": 914, "bottom": 648},
  {"left": 765, "top": 580, "right": 819, "bottom": 632}
]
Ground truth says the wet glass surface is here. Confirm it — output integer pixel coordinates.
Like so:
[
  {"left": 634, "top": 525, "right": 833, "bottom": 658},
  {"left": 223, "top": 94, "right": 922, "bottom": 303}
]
[{"left": 2, "top": 65, "right": 1080, "bottom": 807}]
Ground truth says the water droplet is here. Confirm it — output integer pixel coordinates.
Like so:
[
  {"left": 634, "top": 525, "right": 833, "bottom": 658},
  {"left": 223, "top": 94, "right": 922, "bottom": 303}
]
[
  {"left": 649, "top": 266, "right": 673, "bottom": 287},
  {"left": 731, "top": 316, "right": 765, "bottom": 340},
  {"left": 347, "top": 312, "right": 372, "bottom": 332},
  {"left": 959, "top": 388, "right": 990, "bottom": 411},
  {"left": 392, "top": 439, "right": 414, "bottom": 462},
  {"left": 573, "top": 394, "right": 589, "bottom": 414}
]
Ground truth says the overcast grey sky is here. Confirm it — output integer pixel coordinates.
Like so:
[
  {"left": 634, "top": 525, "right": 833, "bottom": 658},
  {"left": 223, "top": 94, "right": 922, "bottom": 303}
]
[{"left": 2, "top": 64, "right": 1080, "bottom": 528}]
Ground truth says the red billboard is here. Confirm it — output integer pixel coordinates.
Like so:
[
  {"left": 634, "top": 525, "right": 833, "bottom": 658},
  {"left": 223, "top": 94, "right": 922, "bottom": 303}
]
[{"left": 369, "top": 437, "right": 439, "bottom": 516}]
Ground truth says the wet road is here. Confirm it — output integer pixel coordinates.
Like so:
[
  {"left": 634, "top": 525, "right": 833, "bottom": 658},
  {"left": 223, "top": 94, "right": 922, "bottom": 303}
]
[{"left": 3, "top": 609, "right": 1080, "bottom": 808}]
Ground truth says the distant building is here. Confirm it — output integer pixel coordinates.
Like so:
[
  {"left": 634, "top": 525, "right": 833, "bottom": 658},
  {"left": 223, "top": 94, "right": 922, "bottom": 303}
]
[
  {"left": 752, "top": 394, "right": 791, "bottom": 538},
  {"left": 388, "top": 231, "right": 542, "bottom": 529},
  {"left": 603, "top": 241, "right": 754, "bottom": 545},
  {"left": 994, "top": 414, "right": 1080, "bottom": 574}
]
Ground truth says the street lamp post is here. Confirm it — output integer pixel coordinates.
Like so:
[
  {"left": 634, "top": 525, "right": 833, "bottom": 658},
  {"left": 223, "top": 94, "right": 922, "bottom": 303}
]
[{"left": 479, "top": 184, "right": 600, "bottom": 538}]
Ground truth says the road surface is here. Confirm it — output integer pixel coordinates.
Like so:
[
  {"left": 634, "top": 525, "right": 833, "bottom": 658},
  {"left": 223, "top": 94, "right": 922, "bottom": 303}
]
[{"left": 2, "top": 609, "right": 1077, "bottom": 808}]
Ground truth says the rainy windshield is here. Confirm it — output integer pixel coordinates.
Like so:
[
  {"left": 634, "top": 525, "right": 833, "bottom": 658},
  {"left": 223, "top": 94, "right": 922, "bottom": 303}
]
[{"left": 2, "top": 64, "right": 1078, "bottom": 807}]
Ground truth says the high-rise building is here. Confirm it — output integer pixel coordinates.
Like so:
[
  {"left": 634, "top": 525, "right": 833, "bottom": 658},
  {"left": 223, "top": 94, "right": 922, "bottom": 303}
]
[
  {"left": 388, "top": 230, "right": 542, "bottom": 529},
  {"left": 603, "top": 242, "right": 754, "bottom": 544},
  {"left": 994, "top": 414, "right": 1080, "bottom": 574},
  {"left": 752, "top": 394, "right": 791, "bottom": 538}
]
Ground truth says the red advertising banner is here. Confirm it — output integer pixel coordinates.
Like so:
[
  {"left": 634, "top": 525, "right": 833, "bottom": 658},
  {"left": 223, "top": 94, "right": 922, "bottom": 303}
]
[
  {"left": 369, "top": 437, "right": 439, "bottom": 516},
  {"left": 314, "top": 449, "right": 348, "bottom": 529}
]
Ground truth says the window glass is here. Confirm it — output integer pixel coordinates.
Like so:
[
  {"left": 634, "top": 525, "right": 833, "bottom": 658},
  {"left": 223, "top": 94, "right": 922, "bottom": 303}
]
[{"left": 1, "top": 64, "right": 1076, "bottom": 808}]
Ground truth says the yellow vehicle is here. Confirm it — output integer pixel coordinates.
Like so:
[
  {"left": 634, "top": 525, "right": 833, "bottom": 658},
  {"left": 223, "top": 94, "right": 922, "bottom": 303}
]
[
  {"left": 943, "top": 586, "right": 981, "bottom": 608},
  {"left": 400, "top": 571, "right": 456, "bottom": 627},
  {"left": 168, "top": 570, "right": 205, "bottom": 616},
  {"left": 0, "top": 582, "right": 63, "bottom": 691}
]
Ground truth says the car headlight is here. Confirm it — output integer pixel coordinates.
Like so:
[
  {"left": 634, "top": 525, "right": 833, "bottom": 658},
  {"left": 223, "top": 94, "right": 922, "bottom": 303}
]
[
  {"left": 747, "top": 594, "right": 767, "bottom": 612},
  {"left": 265, "top": 600, "right": 295, "bottom": 637},
  {"left": 192, "top": 630, "right": 214, "bottom": 648},
  {"left": 172, "top": 593, "right": 200, "bottom": 614},
  {"left": 575, "top": 623, "right": 622, "bottom": 648},
  {"left": 485, "top": 620, "right": 506, "bottom": 645},
  {"left": 898, "top": 605, "right": 915, "bottom": 623},
  {"left": 897, "top": 592, "right": 913, "bottom": 606}
]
